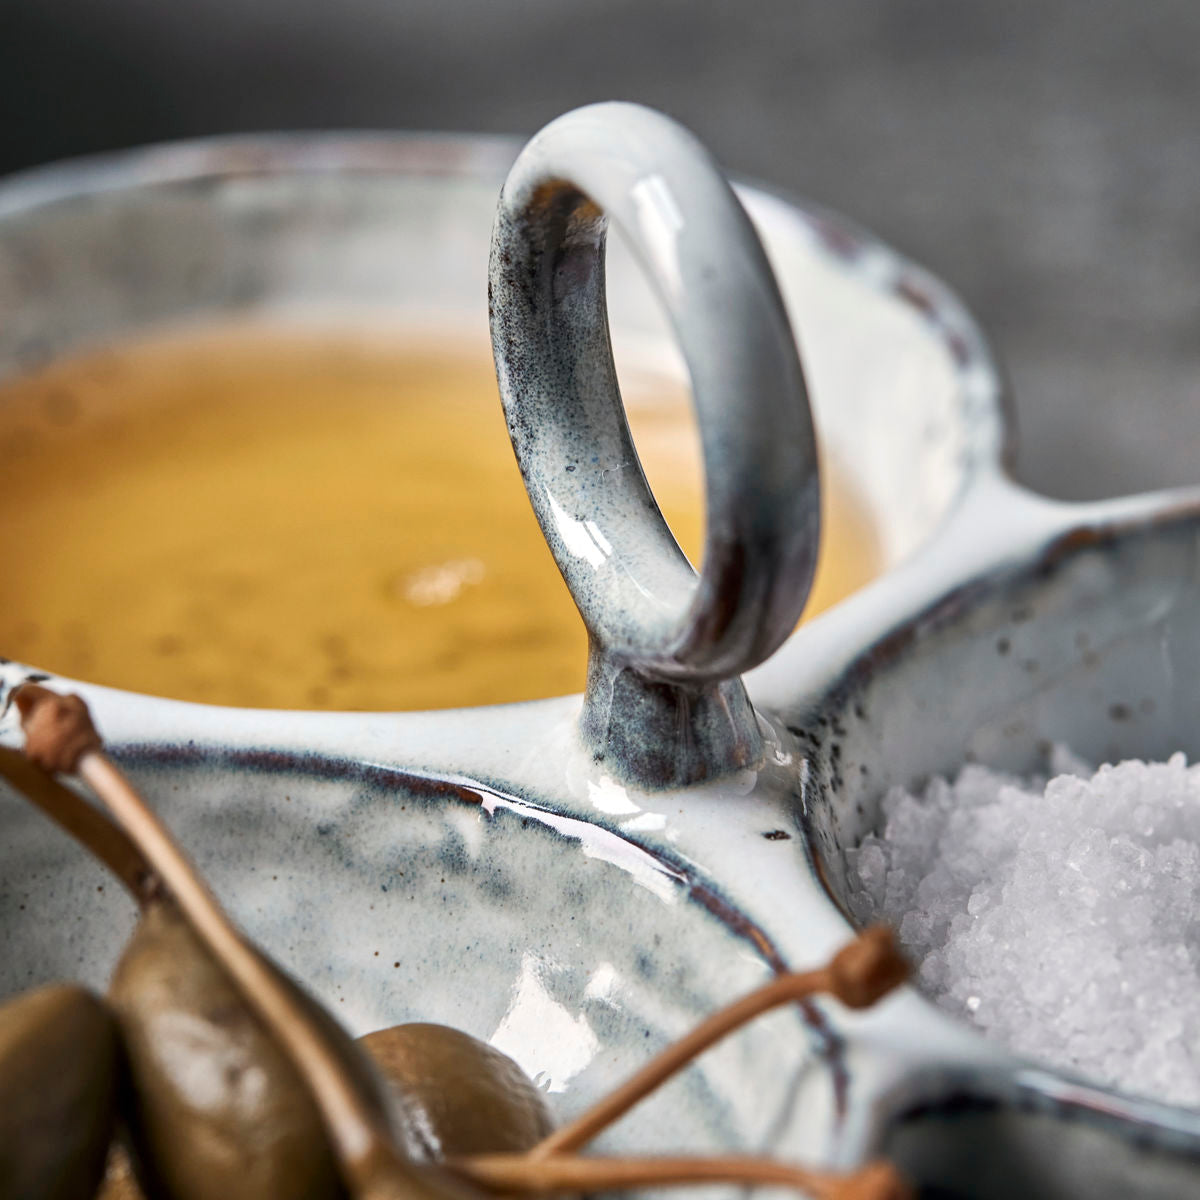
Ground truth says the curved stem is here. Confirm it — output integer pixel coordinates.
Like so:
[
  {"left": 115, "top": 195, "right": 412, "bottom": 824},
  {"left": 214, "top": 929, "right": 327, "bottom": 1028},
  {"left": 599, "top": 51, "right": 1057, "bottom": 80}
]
[
  {"left": 531, "top": 926, "right": 906, "bottom": 1160},
  {"left": 0, "top": 745, "right": 151, "bottom": 901},
  {"left": 530, "top": 967, "right": 830, "bottom": 1158},
  {"left": 454, "top": 1153, "right": 909, "bottom": 1200},
  {"left": 76, "top": 751, "right": 401, "bottom": 1190}
]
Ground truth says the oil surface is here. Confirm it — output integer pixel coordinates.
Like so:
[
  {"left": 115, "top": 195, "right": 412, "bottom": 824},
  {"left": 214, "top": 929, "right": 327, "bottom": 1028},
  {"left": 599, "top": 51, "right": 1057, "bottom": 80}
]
[{"left": 0, "top": 323, "right": 879, "bottom": 709}]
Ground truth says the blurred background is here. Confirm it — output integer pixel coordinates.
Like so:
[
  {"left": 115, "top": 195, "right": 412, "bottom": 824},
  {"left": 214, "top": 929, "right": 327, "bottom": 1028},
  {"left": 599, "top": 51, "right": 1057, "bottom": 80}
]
[{"left": 2, "top": 0, "right": 1197, "bottom": 500}]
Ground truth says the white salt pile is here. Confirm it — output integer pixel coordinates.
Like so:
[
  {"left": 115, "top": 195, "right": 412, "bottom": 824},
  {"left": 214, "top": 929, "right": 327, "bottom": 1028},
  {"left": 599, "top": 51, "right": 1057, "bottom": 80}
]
[{"left": 848, "top": 749, "right": 1200, "bottom": 1107}]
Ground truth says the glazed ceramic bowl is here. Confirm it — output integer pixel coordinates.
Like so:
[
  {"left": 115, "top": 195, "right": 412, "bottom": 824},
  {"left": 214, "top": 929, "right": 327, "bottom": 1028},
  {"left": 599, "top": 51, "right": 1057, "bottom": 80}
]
[
  {"left": 752, "top": 486, "right": 1200, "bottom": 1198},
  {"left": 0, "top": 129, "right": 1004, "bottom": 582},
  {"left": 9, "top": 102, "right": 1157, "bottom": 1196}
]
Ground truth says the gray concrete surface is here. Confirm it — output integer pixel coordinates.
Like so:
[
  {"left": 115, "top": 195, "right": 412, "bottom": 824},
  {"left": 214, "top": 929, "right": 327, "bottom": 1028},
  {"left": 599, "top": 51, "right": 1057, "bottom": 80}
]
[{"left": 3, "top": 1, "right": 1198, "bottom": 500}]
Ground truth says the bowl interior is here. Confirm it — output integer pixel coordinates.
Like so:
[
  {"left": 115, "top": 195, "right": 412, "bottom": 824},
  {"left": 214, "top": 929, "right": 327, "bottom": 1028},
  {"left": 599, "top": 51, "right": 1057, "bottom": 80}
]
[
  {"left": 792, "top": 506, "right": 1200, "bottom": 1196},
  {"left": 0, "top": 748, "right": 826, "bottom": 1169},
  {"left": 0, "top": 134, "right": 1004, "bottom": 582},
  {"left": 802, "top": 508, "right": 1200, "bottom": 903}
]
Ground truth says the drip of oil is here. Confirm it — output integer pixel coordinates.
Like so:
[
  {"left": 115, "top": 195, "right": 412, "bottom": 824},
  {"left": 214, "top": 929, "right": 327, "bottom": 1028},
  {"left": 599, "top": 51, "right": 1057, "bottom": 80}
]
[{"left": 0, "top": 322, "right": 880, "bottom": 710}]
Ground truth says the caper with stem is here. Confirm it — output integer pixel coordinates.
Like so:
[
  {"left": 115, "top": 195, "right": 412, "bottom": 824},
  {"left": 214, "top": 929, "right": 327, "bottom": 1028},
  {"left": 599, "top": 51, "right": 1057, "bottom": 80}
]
[
  {"left": 359, "top": 1023, "right": 554, "bottom": 1160},
  {"left": 7, "top": 683, "right": 914, "bottom": 1200},
  {"left": 0, "top": 983, "right": 120, "bottom": 1200}
]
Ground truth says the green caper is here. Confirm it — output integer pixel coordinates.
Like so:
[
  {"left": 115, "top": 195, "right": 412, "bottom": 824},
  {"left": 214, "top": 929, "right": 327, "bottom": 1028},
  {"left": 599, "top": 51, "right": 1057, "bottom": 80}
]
[
  {"left": 1, "top": 686, "right": 402, "bottom": 1200},
  {"left": 109, "top": 900, "right": 391, "bottom": 1200},
  {"left": 359, "top": 1024, "right": 553, "bottom": 1160},
  {"left": 3, "top": 684, "right": 914, "bottom": 1200},
  {"left": 0, "top": 983, "right": 119, "bottom": 1200}
]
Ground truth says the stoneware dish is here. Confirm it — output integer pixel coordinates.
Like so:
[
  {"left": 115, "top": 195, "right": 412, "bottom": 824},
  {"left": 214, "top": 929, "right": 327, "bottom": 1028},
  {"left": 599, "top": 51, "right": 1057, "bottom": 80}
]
[{"left": 3, "top": 102, "right": 1195, "bottom": 1197}]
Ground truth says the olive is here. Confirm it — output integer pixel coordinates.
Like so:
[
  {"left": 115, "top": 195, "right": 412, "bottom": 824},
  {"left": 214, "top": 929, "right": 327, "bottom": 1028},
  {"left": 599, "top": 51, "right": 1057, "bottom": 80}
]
[
  {"left": 3, "top": 683, "right": 914, "bottom": 1200},
  {"left": 359, "top": 1024, "right": 553, "bottom": 1160},
  {"left": 109, "top": 901, "right": 391, "bottom": 1200},
  {"left": 96, "top": 1144, "right": 141, "bottom": 1200},
  {"left": 0, "top": 686, "right": 399, "bottom": 1200},
  {"left": 0, "top": 983, "right": 119, "bottom": 1200}
]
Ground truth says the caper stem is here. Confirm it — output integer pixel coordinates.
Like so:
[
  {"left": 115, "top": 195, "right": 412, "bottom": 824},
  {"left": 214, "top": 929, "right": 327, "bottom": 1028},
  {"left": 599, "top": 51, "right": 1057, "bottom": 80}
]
[
  {"left": 0, "top": 745, "right": 151, "bottom": 900},
  {"left": 13, "top": 684, "right": 449, "bottom": 1197},
  {"left": 529, "top": 926, "right": 906, "bottom": 1158},
  {"left": 76, "top": 750, "right": 399, "bottom": 1185},
  {"left": 529, "top": 967, "right": 826, "bottom": 1157},
  {"left": 454, "top": 1153, "right": 911, "bottom": 1200}
]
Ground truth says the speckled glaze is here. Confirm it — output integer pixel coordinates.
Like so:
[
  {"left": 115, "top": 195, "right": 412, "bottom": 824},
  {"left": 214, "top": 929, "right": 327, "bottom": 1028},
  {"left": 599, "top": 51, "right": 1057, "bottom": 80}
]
[
  {"left": 490, "top": 103, "right": 818, "bottom": 786},
  {"left": 746, "top": 486, "right": 1200, "bottom": 1198},
  {"left": 6, "top": 108, "right": 1196, "bottom": 1197}
]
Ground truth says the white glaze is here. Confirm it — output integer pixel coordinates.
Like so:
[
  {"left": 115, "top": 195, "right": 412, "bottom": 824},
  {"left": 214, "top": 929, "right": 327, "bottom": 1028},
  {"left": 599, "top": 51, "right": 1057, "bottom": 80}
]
[{"left": 5, "top": 111, "right": 1195, "bottom": 1196}]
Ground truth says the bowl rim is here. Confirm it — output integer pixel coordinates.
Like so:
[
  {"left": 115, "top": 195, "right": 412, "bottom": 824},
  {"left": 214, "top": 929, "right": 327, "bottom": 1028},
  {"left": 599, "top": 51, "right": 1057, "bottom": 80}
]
[{"left": 0, "top": 128, "right": 1014, "bottom": 718}]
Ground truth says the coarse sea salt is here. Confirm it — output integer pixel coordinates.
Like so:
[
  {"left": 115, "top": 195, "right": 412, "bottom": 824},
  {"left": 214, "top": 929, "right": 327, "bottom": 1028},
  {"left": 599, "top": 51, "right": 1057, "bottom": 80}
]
[{"left": 847, "top": 749, "right": 1200, "bottom": 1107}]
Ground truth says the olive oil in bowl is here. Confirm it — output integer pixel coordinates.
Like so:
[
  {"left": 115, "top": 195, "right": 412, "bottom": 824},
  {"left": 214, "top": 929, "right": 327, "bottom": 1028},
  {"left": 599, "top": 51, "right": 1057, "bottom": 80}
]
[{"left": 0, "top": 322, "right": 879, "bottom": 710}]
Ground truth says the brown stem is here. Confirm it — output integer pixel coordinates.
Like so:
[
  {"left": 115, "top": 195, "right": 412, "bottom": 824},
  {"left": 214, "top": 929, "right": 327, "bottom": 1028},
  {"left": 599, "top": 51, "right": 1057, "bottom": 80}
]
[
  {"left": 453, "top": 1153, "right": 911, "bottom": 1200},
  {"left": 7, "top": 687, "right": 406, "bottom": 1193},
  {"left": 0, "top": 744, "right": 152, "bottom": 901},
  {"left": 530, "top": 969, "right": 824, "bottom": 1157},
  {"left": 76, "top": 751, "right": 400, "bottom": 1187},
  {"left": 531, "top": 927, "right": 906, "bottom": 1159}
]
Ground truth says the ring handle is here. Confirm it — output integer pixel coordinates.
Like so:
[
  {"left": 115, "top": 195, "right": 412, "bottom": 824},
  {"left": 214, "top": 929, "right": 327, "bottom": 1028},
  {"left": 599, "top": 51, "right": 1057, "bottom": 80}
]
[{"left": 489, "top": 102, "right": 819, "bottom": 786}]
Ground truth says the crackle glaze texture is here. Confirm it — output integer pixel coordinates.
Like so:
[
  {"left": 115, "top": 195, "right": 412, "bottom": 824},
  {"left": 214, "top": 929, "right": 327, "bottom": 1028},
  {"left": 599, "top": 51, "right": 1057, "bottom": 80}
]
[
  {"left": 12, "top": 107, "right": 1200, "bottom": 1198},
  {"left": 489, "top": 104, "right": 819, "bottom": 787}
]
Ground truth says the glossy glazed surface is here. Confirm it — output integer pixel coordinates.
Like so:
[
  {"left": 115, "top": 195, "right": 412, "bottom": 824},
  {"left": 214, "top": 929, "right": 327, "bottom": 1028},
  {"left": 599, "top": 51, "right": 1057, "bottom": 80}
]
[
  {"left": 490, "top": 103, "right": 820, "bottom": 784},
  {"left": 0, "top": 746, "right": 825, "bottom": 1174},
  {"left": 0, "top": 116, "right": 1022, "bottom": 1198}
]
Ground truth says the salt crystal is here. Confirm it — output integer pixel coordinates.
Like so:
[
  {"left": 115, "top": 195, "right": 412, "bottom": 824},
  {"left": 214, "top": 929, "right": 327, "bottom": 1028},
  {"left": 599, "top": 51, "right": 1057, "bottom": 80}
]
[{"left": 849, "top": 750, "right": 1200, "bottom": 1107}]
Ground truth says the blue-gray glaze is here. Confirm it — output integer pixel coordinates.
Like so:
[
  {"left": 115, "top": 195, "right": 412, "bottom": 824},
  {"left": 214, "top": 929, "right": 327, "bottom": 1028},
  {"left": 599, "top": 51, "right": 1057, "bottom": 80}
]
[
  {"left": 0, "top": 745, "right": 825, "bottom": 1174},
  {"left": 489, "top": 103, "right": 819, "bottom": 788},
  {"left": 18, "top": 109, "right": 1196, "bottom": 1198},
  {"left": 753, "top": 490, "right": 1200, "bottom": 1196}
]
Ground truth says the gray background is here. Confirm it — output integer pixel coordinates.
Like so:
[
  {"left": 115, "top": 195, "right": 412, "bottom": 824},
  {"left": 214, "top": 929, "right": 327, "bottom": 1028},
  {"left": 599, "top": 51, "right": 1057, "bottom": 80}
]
[{"left": 3, "top": 0, "right": 1197, "bottom": 500}]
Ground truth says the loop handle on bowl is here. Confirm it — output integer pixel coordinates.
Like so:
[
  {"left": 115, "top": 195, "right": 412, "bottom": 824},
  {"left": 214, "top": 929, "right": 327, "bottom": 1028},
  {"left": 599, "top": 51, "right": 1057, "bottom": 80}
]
[{"left": 489, "top": 102, "right": 819, "bottom": 787}]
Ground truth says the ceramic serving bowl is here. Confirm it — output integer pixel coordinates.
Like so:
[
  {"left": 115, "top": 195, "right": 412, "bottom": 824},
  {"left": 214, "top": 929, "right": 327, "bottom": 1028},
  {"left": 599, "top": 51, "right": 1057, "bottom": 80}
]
[
  {"left": 10, "top": 101, "right": 1168, "bottom": 1197},
  {"left": 750, "top": 486, "right": 1200, "bottom": 1198}
]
